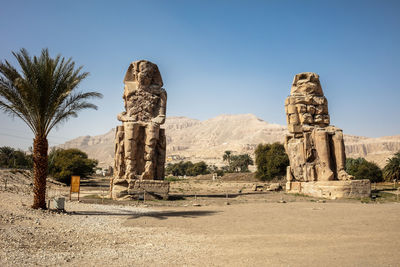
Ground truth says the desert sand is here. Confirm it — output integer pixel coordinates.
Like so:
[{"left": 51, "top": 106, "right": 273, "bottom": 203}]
[{"left": 1, "top": 170, "right": 400, "bottom": 266}]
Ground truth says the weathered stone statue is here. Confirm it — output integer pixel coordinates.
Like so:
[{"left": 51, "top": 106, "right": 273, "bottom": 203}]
[
  {"left": 284, "top": 72, "right": 370, "bottom": 198},
  {"left": 111, "top": 60, "right": 169, "bottom": 199}
]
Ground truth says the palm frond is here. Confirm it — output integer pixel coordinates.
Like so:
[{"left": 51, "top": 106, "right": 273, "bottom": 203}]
[
  {"left": 0, "top": 75, "right": 37, "bottom": 133},
  {"left": 46, "top": 91, "right": 102, "bottom": 135},
  {"left": 0, "top": 48, "right": 102, "bottom": 137}
]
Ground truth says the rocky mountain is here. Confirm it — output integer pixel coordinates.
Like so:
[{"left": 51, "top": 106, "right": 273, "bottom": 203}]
[
  {"left": 58, "top": 114, "right": 400, "bottom": 168},
  {"left": 344, "top": 135, "right": 400, "bottom": 167}
]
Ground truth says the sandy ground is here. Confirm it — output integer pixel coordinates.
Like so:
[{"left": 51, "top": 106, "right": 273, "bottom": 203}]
[{"left": 1, "top": 170, "right": 400, "bottom": 266}]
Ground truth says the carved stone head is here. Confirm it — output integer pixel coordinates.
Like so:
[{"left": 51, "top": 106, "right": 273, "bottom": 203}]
[
  {"left": 290, "top": 72, "right": 323, "bottom": 96},
  {"left": 123, "top": 60, "right": 163, "bottom": 90},
  {"left": 286, "top": 72, "right": 330, "bottom": 132}
]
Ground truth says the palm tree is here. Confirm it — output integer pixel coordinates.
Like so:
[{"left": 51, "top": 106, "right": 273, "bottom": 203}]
[
  {"left": 238, "top": 153, "right": 254, "bottom": 172},
  {"left": 0, "top": 48, "right": 102, "bottom": 209},
  {"left": 222, "top": 150, "right": 233, "bottom": 172},
  {"left": 383, "top": 152, "right": 400, "bottom": 182},
  {"left": 230, "top": 154, "right": 254, "bottom": 173},
  {"left": 223, "top": 150, "right": 232, "bottom": 164}
]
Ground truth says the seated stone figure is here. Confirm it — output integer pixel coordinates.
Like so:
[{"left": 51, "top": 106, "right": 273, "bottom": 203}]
[
  {"left": 114, "top": 60, "right": 167, "bottom": 186},
  {"left": 284, "top": 72, "right": 353, "bottom": 182},
  {"left": 118, "top": 60, "right": 166, "bottom": 125}
]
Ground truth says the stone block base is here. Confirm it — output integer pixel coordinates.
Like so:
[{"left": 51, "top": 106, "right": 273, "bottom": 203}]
[
  {"left": 128, "top": 180, "right": 170, "bottom": 200},
  {"left": 112, "top": 180, "right": 170, "bottom": 200},
  {"left": 286, "top": 180, "right": 371, "bottom": 199}
]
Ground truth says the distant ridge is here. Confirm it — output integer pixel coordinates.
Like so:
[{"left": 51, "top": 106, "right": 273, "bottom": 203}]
[{"left": 58, "top": 114, "right": 400, "bottom": 168}]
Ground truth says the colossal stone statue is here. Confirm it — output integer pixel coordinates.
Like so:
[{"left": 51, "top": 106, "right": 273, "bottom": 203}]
[
  {"left": 284, "top": 72, "right": 370, "bottom": 198},
  {"left": 111, "top": 60, "right": 169, "bottom": 199}
]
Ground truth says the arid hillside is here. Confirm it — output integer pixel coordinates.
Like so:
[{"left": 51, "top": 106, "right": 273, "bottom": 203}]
[{"left": 58, "top": 114, "right": 400, "bottom": 168}]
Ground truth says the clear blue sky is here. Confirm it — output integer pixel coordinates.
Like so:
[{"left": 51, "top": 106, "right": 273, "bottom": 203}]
[{"left": 1, "top": 0, "right": 399, "bottom": 149}]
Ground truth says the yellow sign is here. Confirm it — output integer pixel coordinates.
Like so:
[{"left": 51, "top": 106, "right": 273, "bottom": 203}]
[{"left": 71, "top": 176, "right": 80, "bottom": 193}]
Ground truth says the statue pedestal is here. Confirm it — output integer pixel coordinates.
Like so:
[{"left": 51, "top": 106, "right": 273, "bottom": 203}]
[
  {"left": 286, "top": 180, "right": 371, "bottom": 199},
  {"left": 112, "top": 180, "right": 170, "bottom": 200},
  {"left": 128, "top": 180, "right": 169, "bottom": 200}
]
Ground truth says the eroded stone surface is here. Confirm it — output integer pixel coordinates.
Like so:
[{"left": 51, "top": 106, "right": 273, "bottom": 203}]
[
  {"left": 284, "top": 73, "right": 369, "bottom": 198},
  {"left": 284, "top": 72, "right": 353, "bottom": 183},
  {"left": 111, "top": 60, "right": 169, "bottom": 199},
  {"left": 286, "top": 180, "right": 371, "bottom": 199}
]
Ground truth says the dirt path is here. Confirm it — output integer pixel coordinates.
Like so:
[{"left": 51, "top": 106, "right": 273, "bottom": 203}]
[
  {"left": 1, "top": 171, "right": 400, "bottom": 266},
  {"left": 2, "top": 189, "right": 400, "bottom": 266},
  {"left": 125, "top": 202, "right": 400, "bottom": 266}
]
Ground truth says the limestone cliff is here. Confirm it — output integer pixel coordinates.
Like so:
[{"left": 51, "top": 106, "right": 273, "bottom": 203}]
[{"left": 58, "top": 114, "right": 400, "bottom": 168}]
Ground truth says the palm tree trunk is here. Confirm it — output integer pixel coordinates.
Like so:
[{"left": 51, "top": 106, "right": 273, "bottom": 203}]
[{"left": 32, "top": 135, "right": 48, "bottom": 209}]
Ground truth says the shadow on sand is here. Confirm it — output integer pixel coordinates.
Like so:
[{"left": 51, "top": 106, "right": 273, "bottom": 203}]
[
  {"left": 168, "top": 191, "right": 270, "bottom": 200},
  {"left": 70, "top": 209, "right": 219, "bottom": 220}
]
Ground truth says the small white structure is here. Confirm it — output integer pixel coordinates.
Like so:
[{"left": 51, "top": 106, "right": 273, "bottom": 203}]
[{"left": 52, "top": 197, "right": 65, "bottom": 210}]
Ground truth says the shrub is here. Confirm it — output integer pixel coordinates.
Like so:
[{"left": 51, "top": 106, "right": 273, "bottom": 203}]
[
  {"left": 346, "top": 157, "right": 383, "bottom": 183},
  {"left": 383, "top": 152, "right": 400, "bottom": 182},
  {"left": 165, "top": 161, "right": 192, "bottom": 176},
  {"left": 230, "top": 154, "right": 254, "bottom": 172},
  {"left": 48, "top": 148, "right": 98, "bottom": 185},
  {"left": 187, "top": 161, "right": 210, "bottom": 176},
  {"left": 255, "top": 142, "right": 289, "bottom": 181},
  {"left": 0, "top": 146, "right": 32, "bottom": 169},
  {"left": 222, "top": 151, "right": 254, "bottom": 173},
  {"left": 165, "top": 176, "right": 182, "bottom": 182},
  {"left": 165, "top": 161, "right": 210, "bottom": 176},
  {"left": 215, "top": 169, "right": 224, "bottom": 177}
]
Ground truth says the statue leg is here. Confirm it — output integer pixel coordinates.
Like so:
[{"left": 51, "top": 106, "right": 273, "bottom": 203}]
[
  {"left": 332, "top": 130, "right": 353, "bottom": 180},
  {"left": 142, "top": 123, "right": 159, "bottom": 180},
  {"left": 313, "top": 129, "right": 334, "bottom": 181},
  {"left": 117, "top": 141, "right": 125, "bottom": 178},
  {"left": 124, "top": 122, "right": 140, "bottom": 180},
  {"left": 156, "top": 129, "right": 166, "bottom": 179},
  {"left": 114, "top": 126, "right": 125, "bottom": 179}
]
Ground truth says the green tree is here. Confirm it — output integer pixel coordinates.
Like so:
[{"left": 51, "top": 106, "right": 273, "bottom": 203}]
[
  {"left": 13, "top": 150, "right": 32, "bottom": 168},
  {"left": 0, "top": 48, "right": 102, "bottom": 209},
  {"left": 187, "top": 161, "right": 210, "bottom": 176},
  {"left": 255, "top": 142, "right": 289, "bottom": 181},
  {"left": 223, "top": 151, "right": 232, "bottom": 165},
  {"left": 345, "top": 157, "right": 383, "bottom": 183},
  {"left": 48, "top": 148, "right": 98, "bottom": 185},
  {"left": 207, "top": 164, "right": 224, "bottom": 176},
  {"left": 0, "top": 146, "right": 32, "bottom": 168},
  {"left": 383, "top": 152, "right": 400, "bottom": 182},
  {"left": 165, "top": 161, "right": 194, "bottom": 176},
  {"left": 230, "top": 154, "right": 254, "bottom": 172},
  {"left": 165, "top": 161, "right": 210, "bottom": 176},
  {"left": 0, "top": 146, "right": 15, "bottom": 167}
]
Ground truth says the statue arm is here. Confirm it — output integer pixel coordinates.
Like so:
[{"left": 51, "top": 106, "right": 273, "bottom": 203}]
[
  {"left": 159, "top": 88, "right": 167, "bottom": 116},
  {"left": 151, "top": 89, "right": 167, "bottom": 125},
  {"left": 117, "top": 111, "right": 137, "bottom": 122}
]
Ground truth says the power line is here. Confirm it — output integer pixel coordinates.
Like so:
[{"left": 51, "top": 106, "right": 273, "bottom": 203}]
[
  {"left": 0, "top": 128, "right": 114, "bottom": 148},
  {"left": 0, "top": 132, "right": 33, "bottom": 141},
  {"left": 0, "top": 132, "right": 64, "bottom": 145},
  {"left": 0, "top": 126, "right": 72, "bottom": 140},
  {"left": 0, "top": 131, "right": 102, "bottom": 148}
]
